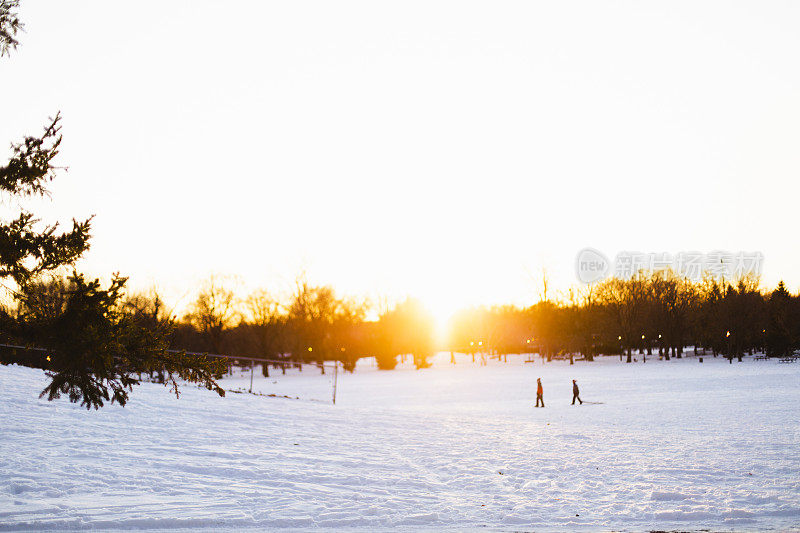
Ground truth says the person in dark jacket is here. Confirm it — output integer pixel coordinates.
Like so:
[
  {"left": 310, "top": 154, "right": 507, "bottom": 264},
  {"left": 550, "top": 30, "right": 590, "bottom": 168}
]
[
  {"left": 572, "top": 379, "right": 583, "bottom": 405},
  {"left": 536, "top": 378, "right": 544, "bottom": 407}
]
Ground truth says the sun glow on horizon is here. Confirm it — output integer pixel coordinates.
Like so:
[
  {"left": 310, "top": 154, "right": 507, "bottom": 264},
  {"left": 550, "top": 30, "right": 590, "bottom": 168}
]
[
  {"left": 418, "top": 297, "right": 459, "bottom": 346},
  {"left": 6, "top": 1, "right": 800, "bottom": 314}
]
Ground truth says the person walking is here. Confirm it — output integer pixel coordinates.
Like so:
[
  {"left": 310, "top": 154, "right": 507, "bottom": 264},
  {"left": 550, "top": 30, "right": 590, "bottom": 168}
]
[
  {"left": 536, "top": 378, "right": 544, "bottom": 407},
  {"left": 572, "top": 379, "right": 583, "bottom": 405}
]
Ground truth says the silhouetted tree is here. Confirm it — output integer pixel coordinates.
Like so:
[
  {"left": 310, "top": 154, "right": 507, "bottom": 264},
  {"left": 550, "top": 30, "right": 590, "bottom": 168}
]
[
  {"left": 185, "top": 275, "right": 237, "bottom": 354},
  {"left": 649, "top": 270, "right": 697, "bottom": 359},
  {"left": 766, "top": 281, "right": 795, "bottom": 358},
  {"left": 0, "top": 0, "right": 21, "bottom": 57},
  {"left": 0, "top": 114, "right": 92, "bottom": 287},
  {"left": 377, "top": 298, "right": 435, "bottom": 369},
  {"left": 18, "top": 273, "right": 225, "bottom": 409},
  {"left": 244, "top": 288, "right": 287, "bottom": 375},
  {"left": 1, "top": 15, "right": 226, "bottom": 406},
  {"left": 595, "top": 274, "right": 648, "bottom": 362}
]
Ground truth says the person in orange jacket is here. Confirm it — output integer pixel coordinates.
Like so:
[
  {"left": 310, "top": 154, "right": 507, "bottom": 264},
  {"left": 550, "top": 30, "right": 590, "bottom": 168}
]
[{"left": 535, "top": 378, "right": 544, "bottom": 407}]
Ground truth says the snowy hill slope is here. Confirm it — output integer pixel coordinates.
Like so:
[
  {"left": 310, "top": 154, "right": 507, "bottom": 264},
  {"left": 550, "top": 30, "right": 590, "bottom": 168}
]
[{"left": 1, "top": 355, "right": 799, "bottom": 531}]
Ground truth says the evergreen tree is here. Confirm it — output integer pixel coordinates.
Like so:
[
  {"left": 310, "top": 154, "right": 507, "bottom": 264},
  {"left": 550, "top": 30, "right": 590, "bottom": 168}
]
[
  {"left": 2, "top": 7, "right": 225, "bottom": 408},
  {"left": 18, "top": 274, "right": 225, "bottom": 409},
  {"left": 0, "top": 114, "right": 92, "bottom": 286},
  {"left": 766, "top": 281, "right": 794, "bottom": 358},
  {"left": 0, "top": 117, "right": 227, "bottom": 409},
  {"left": 0, "top": 0, "right": 21, "bottom": 57}
]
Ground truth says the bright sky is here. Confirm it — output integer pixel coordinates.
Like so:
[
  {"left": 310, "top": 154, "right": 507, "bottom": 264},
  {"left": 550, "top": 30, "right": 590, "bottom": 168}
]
[{"left": 2, "top": 1, "right": 800, "bottom": 321}]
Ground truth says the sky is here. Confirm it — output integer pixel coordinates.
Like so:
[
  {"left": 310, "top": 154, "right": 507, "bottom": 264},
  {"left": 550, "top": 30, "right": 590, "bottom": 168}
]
[{"left": 2, "top": 1, "right": 800, "bottom": 322}]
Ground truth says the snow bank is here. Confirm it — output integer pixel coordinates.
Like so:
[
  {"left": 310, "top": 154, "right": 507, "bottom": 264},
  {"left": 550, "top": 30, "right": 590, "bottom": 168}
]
[{"left": 1, "top": 355, "right": 799, "bottom": 531}]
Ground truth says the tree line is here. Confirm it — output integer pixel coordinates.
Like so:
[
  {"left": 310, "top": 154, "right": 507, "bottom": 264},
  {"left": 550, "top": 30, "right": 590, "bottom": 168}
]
[
  {"left": 449, "top": 272, "right": 800, "bottom": 364},
  {"left": 11, "top": 269, "right": 791, "bottom": 379},
  {"left": 153, "top": 274, "right": 437, "bottom": 373}
]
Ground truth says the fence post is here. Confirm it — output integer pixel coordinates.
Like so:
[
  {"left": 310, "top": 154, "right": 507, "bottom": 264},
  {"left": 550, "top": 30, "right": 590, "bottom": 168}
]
[
  {"left": 249, "top": 359, "right": 254, "bottom": 393},
  {"left": 332, "top": 361, "right": 338, "bottom": 405}
]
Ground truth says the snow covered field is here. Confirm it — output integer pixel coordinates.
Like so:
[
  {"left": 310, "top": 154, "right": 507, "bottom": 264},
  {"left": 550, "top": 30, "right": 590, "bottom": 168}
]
[{"left": 2, "top": 354, "right": 799, "bottom": 531}]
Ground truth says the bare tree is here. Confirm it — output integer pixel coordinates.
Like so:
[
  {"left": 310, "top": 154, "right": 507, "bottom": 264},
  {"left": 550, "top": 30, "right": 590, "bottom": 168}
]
[
  {"left": 287, "top": 275, "right": 350, "bottom": 372},
  {"left": 244, "top": 288, "right": 285, "bottom": 375},
  {"left": 595, "top": 273, "right": 649, "bottom": 362},
  {"left": 185, "top": 275, "right": 237, "bottom": 353},
  {"left": 649, "top": 270, "right": 697, "bottom": 359},
  {"left": 15, "top": 275, "right": 69, "bottom": 325},
  {"left": 540, "top": 267, "right": 550, "bottom": 303}
]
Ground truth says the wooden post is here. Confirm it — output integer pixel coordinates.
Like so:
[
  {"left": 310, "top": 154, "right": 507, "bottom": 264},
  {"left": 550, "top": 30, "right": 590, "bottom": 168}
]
[
  {"left": 332, "top": 361, "right": 338, "bottom": 405},
  {"left": 249, "top": 359, "right": 254, "bottom": 393}
]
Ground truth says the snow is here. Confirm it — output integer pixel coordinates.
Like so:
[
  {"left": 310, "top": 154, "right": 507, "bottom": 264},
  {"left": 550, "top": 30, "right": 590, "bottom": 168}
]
[{"left": 2, "top": 353, "right": 800, "bottom": 531}]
